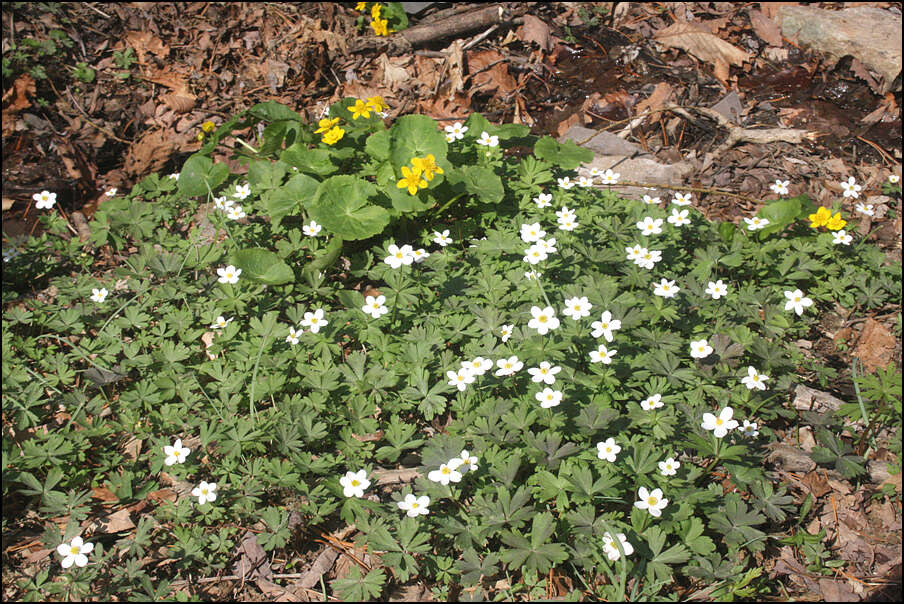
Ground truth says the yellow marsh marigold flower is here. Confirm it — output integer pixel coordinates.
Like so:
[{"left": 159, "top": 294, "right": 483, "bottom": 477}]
[
  {"left": 397, "top": 166, "right": 427, "bottom": 195},
  {"left": 371, "top": 3, "right": 381, "bottom": 19},
  {"left": 355, "top": 1, "right": 367, "bottom": 10},
  {"left": 371, "top": 17, "right": 390, "bottom": 36},
  {"left": 201, "top": 120, "right": 216, "bottom": 133},
  {"left": 825, "top": 212, "right": 846, "bottom": 230},
  {"left": 808, "top": 206, "right": 831, "bottom": 228},
  {"left": 348, "top": 99, "right": 372, "bottom": 120},
  {"left": 411, "top": 154, "right": 443, "bottom": 181},
  {"left": 315, "top": 117, "right": 339, "bottom": 134},
  {"left": 321, "top": 126, "right": 345, "bottom": 145},
  {"left": 366, "top": 96, "right": 387, "bottom": 113}
]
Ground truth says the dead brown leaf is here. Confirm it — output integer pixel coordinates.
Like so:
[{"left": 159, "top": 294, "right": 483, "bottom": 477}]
[
  {"left": 518, "top": 15, "right": 552, "bottom": 52},
  {"left": 855, "top": 318, "right": 896, "bottom": 373},
  {"left": 122, "top": 435, "right": 142, "bottom": 461},
  {"left": 201, "top": 331, "right": 217, "bottom": 360},
  {"left": 2, "top": 197, "right": 15, "bottom": 211},
  {"left": 233, "top": 530, "right": 273, "bottom": 581},
  {"left": 84, "top": 508, "right": 135, "bottom": 534},
  {"left": 2, "top": 74, "right": 36, "bottom": 137},
  {"left": 818, "top": 578, "right": 860, "bottom": 602},
  {"left": 467, "top": 49, "right": 516, "bottom": 96},
  {"left": 124, "top": 31, "right": 170, "bottom": 65},
  {"left": 748, "top": 9, "right": 784, "bottom": 47},
  {"left": 654, "top": 20, "right": 749, "bottom": 79},
  {"left": 444, "top": 40, "right": 465, "bottom": 98},
  {"left": 124, "top": 129, "right": 177, "bottom": 178},
  {"left": 91, "top": 486, "right": 119, "bottom": 503},
  {"left": 802, "top": 471, "right": 832, "bottom": 497},
  {"left": 634, "top": 82, "right": 673, "bottom": 121}
]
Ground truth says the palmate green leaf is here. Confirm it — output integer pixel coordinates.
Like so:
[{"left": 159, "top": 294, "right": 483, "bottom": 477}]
[
  {"left": 708, "top": 492, "right": 767, "bottom": 552},
  {"left": 499, "top": 512, "right": 568, "bottom": 575},
  {"left": 177, "top": 154, "right": 230, "bottom": 197},
  {"left": 677, "top": 516, "right": 716, "bottom": 556},
  {"left": 309, "top": 175, "right": 389, "bottom": 240},
  {"left": 332, "top": 566, "right": 385, "bottom": 602},
  {"left": 455, "top": 548, "right": 500, "bottom": 586},
  {"left": 446, "top": 165, "right": 505, "bottom": 204},
  {"left": 230, "top": 248, "right": 294, "bottom": 285},
  {"left": 389, "top": 114, "right": 448, "bottom": 171}
]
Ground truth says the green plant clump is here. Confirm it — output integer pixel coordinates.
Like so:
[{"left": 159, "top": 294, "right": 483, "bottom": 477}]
[{"left": 3, "top": 97, "right": 901, "bottom": 601}]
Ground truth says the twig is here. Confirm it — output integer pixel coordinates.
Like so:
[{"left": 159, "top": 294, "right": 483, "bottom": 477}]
[
  {"left": 83, "top": 3, "right": 112, "bottom": 19},
  {"left": 856, "top": 135, "right": 896, "bottom": 165},
  {"left": 462, "top": 24, "right": 499, "bottom": 51}
]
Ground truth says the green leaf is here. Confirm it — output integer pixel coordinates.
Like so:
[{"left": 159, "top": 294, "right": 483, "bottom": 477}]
[
  {"left": 246, "top": 100, "right": 304, "bottom": 123},
  {"left": 178, "top": 154, "right": 230, "bottom": 197},
  {"left": 365, "top": 129, "right": 391, "bottom": 161},
  {"left": 757, "top": 195, "right": 803, "bottom": 237},
  {"left": 231, "top": 248, "right": 294, "bottom": 285},
  {"left": 447, "top": 165, "right": 504, "bottom": 204},
  {"left": 332, "top": 566, "right": 385, "bottom": 602},
  {"left": 499, "top": 512, "right": 568, "bottom": 575},
  {"left": 262, "top": 173, "right": 320, "bottom": 229},
  {"left": 247, "top": 159, "right": 287, "bottom": 190},
  {"left": 533, "top": 136, "right": 593, "bottom": 170},
  {"left": 309, "top": 176, "right": 389, "bottom": 240},
  {"left": 389, "top": 114, "right": 448, "bottom": 171},
  {"left": 281, "top": 144, "right": 337, "bottom": 176}
]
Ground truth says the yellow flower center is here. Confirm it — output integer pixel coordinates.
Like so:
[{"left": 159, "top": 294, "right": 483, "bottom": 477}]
[
  {"left": 648, "top": 496, "right": 658, "bottom": 506},
  {"left": 411, "top": 502, "right": 419, "bottom": 509},
  {"left": 442, "top": 467, "right": 450, "bottom": 475},
  {"left": 539, "top": 316, "right": 547, "bottom": 323},
  {"left": 795, "top": 296, "right": 801, "bottom": 302},
  {"left": 715, "top": 418, "right": 724, "bottom": 426},
  {"left": 70, "top": 546, "right": 80, "bottom": 554},
  {"left": 351, "top": 480, "right": 359, "bottom": 487}
]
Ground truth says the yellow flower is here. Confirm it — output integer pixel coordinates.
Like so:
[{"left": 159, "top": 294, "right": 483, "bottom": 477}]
[
  {"left": 371, "top": 3, "right": 381, "bottom": 19},
  {"left": 201, "top": 120, "right": 216, "bottom": 133},
  {"left": 366, "top": 96, "right": 387, "bottom": 113},
  {"left": 371, "top": 17, "right": 390, "bottom": 36},
  {"left": 196, "top": 132, "right": 205, "bottom": 142},
  {"left": 348, "top": 99, "right": 372, "bottom": 120},
  {"left": 355, "top": 1, "right": 367, "bottom": 10},
  {"left": 314, "top": 117, "right": 339, "bottom": 134},
  {"left": 397, "top": 166, "right": 427, "bottom": 195},
  {"left": 321, "top": 126, "right": 345, "bottom": 145},
  {"left": 808, "top": 206, "right": 831, "bottom": 228},
  {"left": 826, "top": 212, "right": 846, "bottom": 230},
  {"left": 411, "top": 154, "right": 443, "bottom": 181}
]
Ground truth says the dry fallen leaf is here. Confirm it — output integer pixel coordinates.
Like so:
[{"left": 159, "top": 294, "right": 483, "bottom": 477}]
[
  {"left": 124, "top": 31, "right": 170, "bottom": 65},
  {"left": 654, "top": 20, "right": 749, "bottom": 80},
  {"left": 748, "top": 9, "right": 784, "bottom": 47},
  {"left": 378, "top": 53, "right": 411, "bottom": 90},
  {"left": 124, "top": 129, "right": 177, "bottom": 177},
  {"left": 854, "top": 318, "right": 896, "bottom": 373},
  {"left": 518, "top": 15, "right": 552, "bottom": 52},
  {"left": 634, "top": 82, "right": 673, "bottom": 121}
]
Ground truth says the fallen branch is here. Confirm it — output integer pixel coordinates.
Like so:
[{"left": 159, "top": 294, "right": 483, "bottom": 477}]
[{"left": 399, "top": 5, "right": 507, "bottom": 47}]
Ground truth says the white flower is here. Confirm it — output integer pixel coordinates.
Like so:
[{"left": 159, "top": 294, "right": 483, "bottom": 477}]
[
  {"left": 840, "top": 176, "right": 861, "bottom": 199},
  {"left": 411, "top": 248, "right": 430, "bottom": 263},
  {"left": 701, "top": 407, "right": 739, "bottom": 438},
  {"left": 525, "top": 270, "right": 542, "bottom": 280},
  {"left": 217, "top": 265, "right": 241, "bottom": 284},
  {"left": 286, "top": 325, "right": 302, "bottom": 345},
  {"left": 476, "top": 131, "right": 499, "bottom": 147},
  {"left": 769, "top": 180, "right": 790, "bottom": 196},
  {"left": 590, "top": 311, "right": 621, "bottom": 342},
  {"left": 596, "top": 437, "right": 621, "bottom": 462},
  {"left": 855, "top": 203, "right": 874, "bottom": 217},
  {"left": 427, "top": 463, "right": 462, "bottom": 485},
  {"left": 234, "top": 183, "right": 251, "bottom": 200},
  {"left": 602, "top": 532, "right": 634, "bottom": 561},
  {"left": 577, "top": 176, "right": 594, "bottom": 188},
  {"left": 303, "top": 221, "right": 322, "bottom": 236},
  {"left": 523, "top": 244, "right": 548, "bottom": 265},
  {"left": 889, "top": 174, "right": 900, "bottom": 184},
  {"left": 740, "top": 419, "right": 760, "bottom": 437},
  {"left": 557, "top": 176, "right": 575, "bottom": 190},
  {"left": 634, "top": 249, "right": 662, "bottom": 270},
  {"left": 33, "top": 190, "right": 57, "bottom": 209},
  {"left": 444, "top": 122, "right": 468, "bottom": 140},
  {"left": 105, "top": 187, "right": 118, "bottom": 196},
  {"left": 555, "top": 206, "right": 576, "bottom": 221},
  {"left": 658, "top": 457, "right": 680, "bottom": 476},
  {"left": 588, "top": 167, "right": 602, "bottom": 177},
  {"left": 642, "top": 194, "right": 661, "bottom": 205},
  {"left": 226, "top": 205, "right": 246, "bottom": 220},
  {"left": 57, "top": 536, "right": 94, "bottom": 569},
  {"left": 562, "top": 296, "right": 592, "bottom": 320},
  {"left": 2, "top": 248, "right": 20, "bottom": 262},
  {"left": 536, "top": 387, "right": 563, "bottom": 409},
  {"left": 340, "top": 469, "right": 370, "bottom": 498},
  {"left": 164, "top": 438, "right": 190, "bottom": 466},
  {"left": 671, "top": 192, "right": 692, "bottom": 206},
  {"left": 557, "top": 217, "right": 578, "bottom": 231},
  {"left": 300, "top": 308, "right": 328, "bottom": 333},
  {"left": 500, "top": 324, "right": 513, "bottom": 342},
  {"left": 450, "top": 449, "right": 479, "bottom": 471},
  {"left": 625, "top": 244, "right": 645, "bottom": 262},
  {"left": 384, "top": 243, "right": 415, "bottom": 268},
  {"left": 637, "top": 216, "right": 664, "bottom": 235},
  {"left": 362, "top": 295, "right": 389, "bottom": 319},
  {"left": 741, "top": 366, "right": 769, "bottom": 390},
  {"left": 90, "top": 287, "right": 109, "bottom": 303},
  {"left": 634, "top": 487, "right": 669, "bottom": 517},
  {"left": 191, "top": 481, "right": 218, "bottom": 505},
  {"left": 463, "top": 357, "right": 493, "bottom": 376},
  {"left": 533, "top": 192, "right": 553, "bottom": 208},
  {"left": 784, "top": 288, "right": 813, "bottom": 316},
  {"left": 535, "top": 237, "right": 557, "bottom": 254},
  {"left": 168, "top": 172, "right": 180, "bottom": 180},
  {"left": 599, "top": 169, "right": 620, "bottom": 185},
  {"left": 653, "top": 278, "right": 679, "bottom": 298},
  {"left": 520, "top": 222, "right": 546, "bottom": 243},
  {"left": 528, "top": 305, "right": 560, "bottom": 335},
  {"left": 447, "top": 367, "right": 476, "bottom": 391},
  {"left": 690, "top": 338, "right": 713, "bottom": 359},
  {"left": 667, "top": 208, "right": 691, "bottom": 227},
  {"left": 433, "top": 230, "right": 452, "bottom": 247},
  {"left": 528, "top": 361, "right": 562, "bottom": 385},
  {"left": 705, "top": 280, "right": 729, "bottom": 300},
  {"left": 744, "top": 216, "right": 770, "bottom": 231},
  {"left": 397, "top": 493, "right": 431, "bottom": 517},
  {"left": 832, "top": 230, "right": 853, "bottom": 246},
  {"left": 211, "top": 315, "right": 233, "bottom": 329},
  {"left": 213, "top": 196, "right": 233, "bottom": 210},
  {"left": 640, "top": 393, "right": 663, "bottom": 410},
  {"left": 494, "top": 355, "right": 523, "bottom": 377},
  {"left": 589, "top": 344, "right": 616, "bottom": 364}
]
